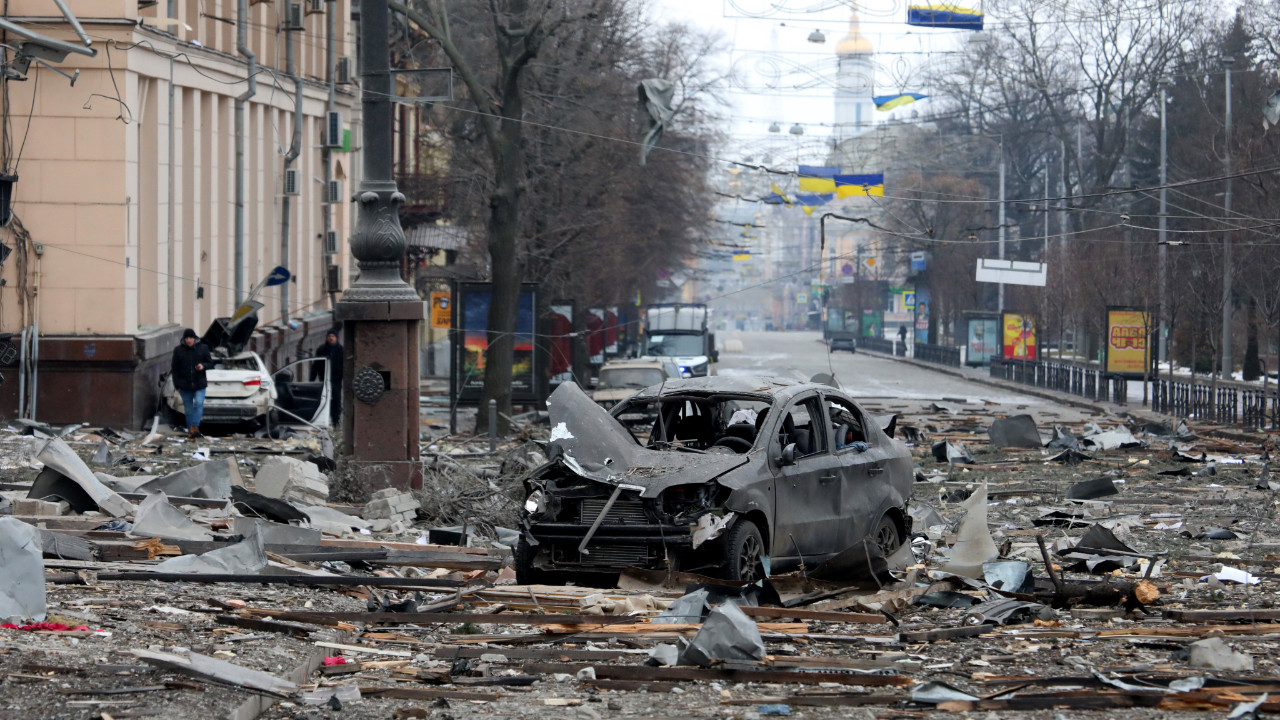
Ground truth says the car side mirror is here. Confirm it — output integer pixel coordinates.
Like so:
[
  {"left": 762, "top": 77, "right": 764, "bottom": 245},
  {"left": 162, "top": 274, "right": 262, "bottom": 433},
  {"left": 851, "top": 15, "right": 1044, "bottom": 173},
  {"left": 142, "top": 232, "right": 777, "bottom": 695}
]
[{"left": 779, "top": 443, "right": 797, "bottom": 467}]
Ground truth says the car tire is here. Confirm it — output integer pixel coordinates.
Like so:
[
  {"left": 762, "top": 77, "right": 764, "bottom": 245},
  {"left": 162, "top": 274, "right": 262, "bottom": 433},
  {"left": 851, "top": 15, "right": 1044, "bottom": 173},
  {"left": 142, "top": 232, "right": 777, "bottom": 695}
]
[
  {"left": 873, "top": 514, "right": 901, "bottom": 555},
  {"left": 723, "top": 519, "right": 766, "bottom": 583}
]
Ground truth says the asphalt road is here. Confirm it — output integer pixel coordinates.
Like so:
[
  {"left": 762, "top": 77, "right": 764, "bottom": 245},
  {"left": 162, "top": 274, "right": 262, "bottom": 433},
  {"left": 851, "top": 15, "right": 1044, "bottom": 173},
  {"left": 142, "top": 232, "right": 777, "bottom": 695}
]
[{"left": 715, "top": 330, "right": 1094, "bottom": 422}]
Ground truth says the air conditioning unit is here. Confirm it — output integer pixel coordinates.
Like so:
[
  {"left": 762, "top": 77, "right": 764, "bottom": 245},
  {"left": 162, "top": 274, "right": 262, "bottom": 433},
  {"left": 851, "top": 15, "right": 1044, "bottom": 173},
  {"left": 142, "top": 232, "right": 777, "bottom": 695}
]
[
  {"left": 335, "top": 57, "right": 353, "bottom": 85},
  {"left": 285, "top": 2, "right": 304, "bottom": 30},
  {"left": 324, "top": 111, "right": 343, "bottom": 148},
  {"left": 283, "top": 168, "right": 300, "bottom": 196},
  {"left": 327, "top": 179, "right": 343, "bottom": 204},
  {"left": 305, "top": 0, "right": 324, "bottom": 14},
  {"left": 324, "top": 230, "right": 339, "bottom": 255},
  {"left": 326, "top": 264, "right": 342, "bottom": 293}
]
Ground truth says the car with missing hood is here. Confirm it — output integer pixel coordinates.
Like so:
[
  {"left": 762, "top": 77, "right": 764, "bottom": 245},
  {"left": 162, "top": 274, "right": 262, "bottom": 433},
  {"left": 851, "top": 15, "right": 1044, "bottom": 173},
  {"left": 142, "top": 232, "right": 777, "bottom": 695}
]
[
  {"left": 161, "top": 312, "right": 332, "bottom": 429},
  {"left": 517, "top": 376, "right": 913, "bottom": 584}
]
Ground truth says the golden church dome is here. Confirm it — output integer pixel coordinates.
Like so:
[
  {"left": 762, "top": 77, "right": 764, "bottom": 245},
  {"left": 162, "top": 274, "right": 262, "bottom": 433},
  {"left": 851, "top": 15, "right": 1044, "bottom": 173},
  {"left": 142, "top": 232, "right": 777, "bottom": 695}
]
[{"left": 836, "top": 12, "right": 874, "bottom": 55}]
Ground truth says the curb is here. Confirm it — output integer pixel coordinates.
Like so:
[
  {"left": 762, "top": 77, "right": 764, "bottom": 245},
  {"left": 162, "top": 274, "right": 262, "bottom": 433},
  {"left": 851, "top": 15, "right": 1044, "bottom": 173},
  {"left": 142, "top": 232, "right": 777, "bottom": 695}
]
[
  {"left": 856, "top": 346, "right": 1275, "bottom": 445},
  {"left": 854, "top": 347, "right": 1119, "bottom": 416}
]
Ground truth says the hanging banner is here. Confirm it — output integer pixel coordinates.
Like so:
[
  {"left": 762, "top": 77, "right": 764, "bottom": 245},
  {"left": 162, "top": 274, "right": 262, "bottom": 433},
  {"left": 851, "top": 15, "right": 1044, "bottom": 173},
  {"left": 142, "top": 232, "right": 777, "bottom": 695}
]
[
  {"left": 1002, "top": 313, "right": 1037, "bottom": 361},
  {"left": 913, "top": 288, "right": 930, "bottom": 344},
  {"left": 587, "top": 308, "right": 606, "bottom": 364},
  {"left": 1105, "top": 307, "right": 1150, "bottom": 376},
  {"left": 547, "top": 302, "right": 574, "bottom": 387},
  {"left": 430, "top": 292, "right": 451, "bottom": 329}
]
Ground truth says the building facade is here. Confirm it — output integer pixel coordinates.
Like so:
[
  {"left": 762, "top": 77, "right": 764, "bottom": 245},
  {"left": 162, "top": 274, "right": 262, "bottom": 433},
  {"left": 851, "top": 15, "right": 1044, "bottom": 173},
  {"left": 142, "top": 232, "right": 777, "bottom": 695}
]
[{"left": 0, "top": 0, "right": 360, "bottom": 426}]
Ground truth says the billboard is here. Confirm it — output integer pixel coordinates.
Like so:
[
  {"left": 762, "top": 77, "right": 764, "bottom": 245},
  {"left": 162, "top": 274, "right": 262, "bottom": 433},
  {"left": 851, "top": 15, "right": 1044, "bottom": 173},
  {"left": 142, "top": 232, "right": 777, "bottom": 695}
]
[
  {"left": 1105, "top": 307, "right": 1150, "bottom": 376},
  {"left": 453, "top": 283, "right": 539, "bottom": 403},
  {"left": 862, "top": 309, "right": 882, "bottom": 338},
  {"left": 1002, "top": 313, "right": 1037, "bottom": 360},
  {"left": 967, "top": 316, "right": 1000, "bottom": 365}
]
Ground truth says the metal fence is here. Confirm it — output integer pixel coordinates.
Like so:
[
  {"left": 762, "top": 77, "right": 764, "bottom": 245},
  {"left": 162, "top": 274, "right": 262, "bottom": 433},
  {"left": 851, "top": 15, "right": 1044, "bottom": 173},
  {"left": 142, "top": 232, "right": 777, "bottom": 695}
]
[
  {"left": 914, "top": 343, "right": 962, "bottom": 368},
  {"left": 1153, "top": 376, "right": 1279, "bottom": 429},
  {"left": 991, "top": 359, "right": 1129, "bottom": 405},
  {"left": 860, "top": 337, "right": 897, "bottom": 355}
]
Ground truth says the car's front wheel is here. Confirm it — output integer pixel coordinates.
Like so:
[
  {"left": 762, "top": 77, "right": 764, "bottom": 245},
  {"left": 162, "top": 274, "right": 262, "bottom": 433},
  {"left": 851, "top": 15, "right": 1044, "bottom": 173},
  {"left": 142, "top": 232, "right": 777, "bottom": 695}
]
[
  {"left": 724, "top": 519, "right": 765, "bottom": 583},
  {"left": 873, "top": 514, "right": 901, "bottom": 555}
]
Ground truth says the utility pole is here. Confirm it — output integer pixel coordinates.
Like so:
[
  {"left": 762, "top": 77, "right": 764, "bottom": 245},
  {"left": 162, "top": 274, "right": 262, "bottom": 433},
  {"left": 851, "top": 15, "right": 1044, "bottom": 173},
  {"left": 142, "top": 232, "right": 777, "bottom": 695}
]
[
  {"left": 322, "top": 0, "right": 337, "bottom": 310},
  {"left": 280, "top": 11, "right": 303, "bottom": 325},
  {"left": 335, "top": 0, "right": 426, "bottom": 491},
  {"left": 1158, "top": 77, "right": 1169, "bottom": 371},
  {"left": 997, "top": 155, "right": 1006, "bottom": 315},
  {"left": 1220, "top": 57, "right": 1234, "bottom": 378}
]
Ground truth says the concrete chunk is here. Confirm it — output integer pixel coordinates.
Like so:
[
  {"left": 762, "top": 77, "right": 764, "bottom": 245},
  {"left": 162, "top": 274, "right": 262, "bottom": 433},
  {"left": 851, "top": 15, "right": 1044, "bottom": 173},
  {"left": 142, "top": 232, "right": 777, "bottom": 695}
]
[{"left": 253, "top": 456, "right": 328, "bottom": 505}]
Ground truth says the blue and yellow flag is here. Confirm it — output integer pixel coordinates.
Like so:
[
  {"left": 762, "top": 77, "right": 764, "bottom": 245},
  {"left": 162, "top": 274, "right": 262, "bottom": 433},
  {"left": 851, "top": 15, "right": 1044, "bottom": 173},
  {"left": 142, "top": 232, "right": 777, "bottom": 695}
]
[
  {"left": 798, "top": 165, "right": 838, "bottom": 194},
  {"left": 834, "top": 173, "right": 885, "bottom": 198},
  {"left": 874, "top": 93, "right": 928, "bottom": 111},
  {"left": 765, "top": 182, "right": 792, "bottom": 205},
  {"left": 733, "top": 252, "right": 751, "bottom": 261},
  {"left": 907, "top": 4, "right": 983, "bottom": 29}
]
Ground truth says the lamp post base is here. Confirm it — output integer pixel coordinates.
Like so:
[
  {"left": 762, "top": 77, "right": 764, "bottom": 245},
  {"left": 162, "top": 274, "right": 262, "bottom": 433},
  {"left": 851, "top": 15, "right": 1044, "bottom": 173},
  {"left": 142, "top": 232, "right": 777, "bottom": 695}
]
[{"left": 336, "top": 299, "right": 424, "bottom": 491}]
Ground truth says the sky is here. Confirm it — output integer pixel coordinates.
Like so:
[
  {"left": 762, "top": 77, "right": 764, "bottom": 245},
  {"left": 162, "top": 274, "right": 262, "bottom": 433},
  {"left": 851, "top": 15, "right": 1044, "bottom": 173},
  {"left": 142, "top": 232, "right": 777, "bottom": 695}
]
[{"left": 648, "top": 0, "right": 973, "bottom": 167}]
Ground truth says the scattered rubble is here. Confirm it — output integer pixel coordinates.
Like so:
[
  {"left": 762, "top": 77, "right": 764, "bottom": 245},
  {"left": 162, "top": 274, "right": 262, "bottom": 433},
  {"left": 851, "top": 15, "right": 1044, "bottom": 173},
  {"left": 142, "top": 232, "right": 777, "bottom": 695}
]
[{"left": 2, "top": 390, "right": 1280, "bottom": 718}]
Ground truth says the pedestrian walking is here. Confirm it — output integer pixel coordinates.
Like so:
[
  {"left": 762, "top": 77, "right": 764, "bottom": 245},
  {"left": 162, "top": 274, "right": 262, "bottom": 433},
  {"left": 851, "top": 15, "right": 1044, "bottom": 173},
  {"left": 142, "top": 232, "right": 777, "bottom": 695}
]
[
  {"left": 171, "top": 328, "right": 212, "bottom": 438},
  {"left": 897, "top": 323, "right": 907, "bottom": 355}
]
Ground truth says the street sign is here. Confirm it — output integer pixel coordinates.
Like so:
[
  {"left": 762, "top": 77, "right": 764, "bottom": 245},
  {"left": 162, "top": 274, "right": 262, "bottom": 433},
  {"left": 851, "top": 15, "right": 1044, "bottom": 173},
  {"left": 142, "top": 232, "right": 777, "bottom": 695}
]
[
  {"left": 265, "top": 265, "right": 291, "bottom": 286},
  {"left": 910, "top": 251, "right": 926, "bottom": 272},
  {"left": 975, "top": 258, "right": 1047, "bottom": 287},
  {"left": 796, "top": 293, "right": 809, "bottom": 304},
  {"left": 863, "top": 257, "right": 877, "bottom": 270},
  {"left": 430, "top": 292, "right": 451, "bottom": 328},
  {"left": 902, "top": 291, "right": 915, "bottom": 311},
  {"left": 841, "top": 262, "right": 854, "bottom": 276}
]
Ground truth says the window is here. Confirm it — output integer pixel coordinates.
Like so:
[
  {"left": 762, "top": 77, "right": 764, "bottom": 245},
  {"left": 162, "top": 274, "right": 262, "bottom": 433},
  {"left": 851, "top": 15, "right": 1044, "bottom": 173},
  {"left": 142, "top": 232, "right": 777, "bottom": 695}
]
[
  {"left": 826, "top": 396, "right": 868, "bottom": 451},
  {"left": 778, "top": 396, "right": 828, "bottom": 458}
]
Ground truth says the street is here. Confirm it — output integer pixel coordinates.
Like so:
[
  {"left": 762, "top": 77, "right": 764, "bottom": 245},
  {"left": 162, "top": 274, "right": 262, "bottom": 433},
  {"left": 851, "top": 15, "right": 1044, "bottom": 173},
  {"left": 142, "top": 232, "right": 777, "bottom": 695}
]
[{"left": 716, "top": 330, "right": 1094, "bottom": 421}]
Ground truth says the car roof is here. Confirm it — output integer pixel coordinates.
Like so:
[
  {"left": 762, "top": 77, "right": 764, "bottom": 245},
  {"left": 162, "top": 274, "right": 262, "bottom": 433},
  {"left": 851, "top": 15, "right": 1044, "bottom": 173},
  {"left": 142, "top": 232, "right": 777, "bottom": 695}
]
[{"left": 630, "top": 375, "right": 841, "bottom": 402}]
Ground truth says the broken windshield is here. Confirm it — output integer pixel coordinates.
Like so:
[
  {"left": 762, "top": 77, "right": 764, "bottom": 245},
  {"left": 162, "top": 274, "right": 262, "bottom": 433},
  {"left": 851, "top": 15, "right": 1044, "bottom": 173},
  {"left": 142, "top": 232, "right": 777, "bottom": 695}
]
[{"left": 598, "top": 368, "right": 666, "bottom": 389}]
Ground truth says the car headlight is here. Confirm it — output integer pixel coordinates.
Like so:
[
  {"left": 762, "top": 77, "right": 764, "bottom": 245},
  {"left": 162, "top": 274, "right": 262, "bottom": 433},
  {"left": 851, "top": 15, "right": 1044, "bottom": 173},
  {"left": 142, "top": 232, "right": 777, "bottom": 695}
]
[
  {"left": 690, "top": 361, "right": 709, "bottom": 375},
  {"left": 524, "top": 490, "right": 545, "bottom": 514}
]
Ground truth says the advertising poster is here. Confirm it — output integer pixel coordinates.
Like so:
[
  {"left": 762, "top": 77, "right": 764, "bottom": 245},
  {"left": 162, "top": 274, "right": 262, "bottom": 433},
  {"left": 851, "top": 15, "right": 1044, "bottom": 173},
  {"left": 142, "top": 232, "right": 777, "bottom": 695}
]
[
  {"left": 605, "top": 307, "right": 620, "bottom": 355},
  {"left": 587, "top": 308, "right": 606, "bottom": 364},
  {"left": 458, "top": 285, "right": 537, "bottom": 401},
  {"left": 1105, "top": 307, "right": 1149, "bottom": 376},
  {"left": 862, "top": 309, "right": 882, "bottom": 338},
  {"left": 1002, "top": 313, "right": 1037, "bottom": 360},
  {"left": 967, "top": 317, "right": 1000, "bottom": 365},
  {"left": 547, "top": 303, "right": 574, "bottom": 387},
  {"left": 913, "top": 288, "right": 930, "bottom": 345},
  {"left": 430, "top": 292, "right": 451, "bottom": 329}
]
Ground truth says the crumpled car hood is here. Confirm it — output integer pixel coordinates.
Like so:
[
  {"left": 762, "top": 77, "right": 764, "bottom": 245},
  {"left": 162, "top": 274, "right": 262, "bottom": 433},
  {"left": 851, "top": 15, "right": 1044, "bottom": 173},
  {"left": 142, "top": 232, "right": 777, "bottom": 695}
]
[{"left": 546, "top": 382, "right": 747, "bottom": 498}]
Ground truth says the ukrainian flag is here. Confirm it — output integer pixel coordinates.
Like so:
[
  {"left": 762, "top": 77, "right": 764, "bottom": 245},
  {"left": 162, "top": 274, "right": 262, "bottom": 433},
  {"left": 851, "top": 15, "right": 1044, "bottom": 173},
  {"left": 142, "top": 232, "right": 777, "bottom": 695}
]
[
  {"left": 733, "top": 252, "right": 751, "bottom": 261},
  {"left": 907, "top": 4, "right": 983, "bottom": 30},
  {"left": 798, "top": 165, "right": 839, "bottom": 194},
  {"left": 874, "top": 93, "right": 928, "bottom": 111},
  {"left": 765, "top": 182, "right": 792, "bottom": 205},
  {"left": 834, "top": 173, "right": 885, "bottom": 198}
]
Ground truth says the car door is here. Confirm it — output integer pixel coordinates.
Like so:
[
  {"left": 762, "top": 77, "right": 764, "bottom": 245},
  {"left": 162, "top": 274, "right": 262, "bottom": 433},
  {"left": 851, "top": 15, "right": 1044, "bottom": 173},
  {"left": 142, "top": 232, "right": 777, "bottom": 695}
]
[
  {"left": 769, "top": 393, "right": 844, "bottom": 563},
  {"left": 272, "top": 357, "right": 330, "bottom": 427},
  {"left": 826, "top": 393, "right": 898, "bottom": 544}
]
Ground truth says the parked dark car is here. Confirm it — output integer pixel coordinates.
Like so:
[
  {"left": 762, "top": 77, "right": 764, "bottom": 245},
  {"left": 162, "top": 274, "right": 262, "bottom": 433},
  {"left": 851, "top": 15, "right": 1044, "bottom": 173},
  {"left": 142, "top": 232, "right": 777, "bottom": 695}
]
[{"left": 516, "top": 376, "right": 914, "bottom": 584}]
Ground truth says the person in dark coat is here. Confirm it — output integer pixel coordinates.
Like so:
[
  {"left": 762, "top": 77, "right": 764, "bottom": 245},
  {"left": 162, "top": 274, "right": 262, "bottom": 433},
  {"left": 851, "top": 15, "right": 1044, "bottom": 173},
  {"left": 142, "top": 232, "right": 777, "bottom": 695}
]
[
  {"left": 318, "top": 330, "right": 344, "bottom": 424},
  {"left": 171, "top": 328, "right": 213, "bottom": 438}
]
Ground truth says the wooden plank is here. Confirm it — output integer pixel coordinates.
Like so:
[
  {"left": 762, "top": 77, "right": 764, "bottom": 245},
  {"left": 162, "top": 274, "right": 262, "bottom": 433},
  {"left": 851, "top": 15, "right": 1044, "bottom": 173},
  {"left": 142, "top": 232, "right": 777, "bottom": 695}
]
[
  {"left": 1162, "top": 609, "right": 1280, "bottom": 623},
  {"left": 358, "top": 686, "right": 501, "bottom": 702},
  {"left": 522, "top": 662, "right": 914, "bottom": 687},
  {"left": 739, "top": 606, "right": 885, "bottom": 624}
]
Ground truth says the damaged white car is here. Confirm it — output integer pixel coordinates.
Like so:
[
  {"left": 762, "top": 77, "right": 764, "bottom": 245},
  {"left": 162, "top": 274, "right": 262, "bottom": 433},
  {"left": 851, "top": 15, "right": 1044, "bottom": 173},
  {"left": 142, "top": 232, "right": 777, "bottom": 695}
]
[{"left": 517, "top": 377, "right": 914, "bottom": 584}]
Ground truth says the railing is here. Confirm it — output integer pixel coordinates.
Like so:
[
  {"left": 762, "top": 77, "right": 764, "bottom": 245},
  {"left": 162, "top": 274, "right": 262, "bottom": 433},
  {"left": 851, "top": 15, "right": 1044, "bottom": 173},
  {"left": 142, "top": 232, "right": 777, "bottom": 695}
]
[
  {"left": 991, "top": 358, "right": 1129, "bottom": 405},
  {"left": 860, "top": 337, "right": 897, "bottom": 355},
  {"left": 914, "top": 343, "right": 961, "bottom": 368},
  {"left": 1153, "top": 376, "right": 1279, "bottom": 429}
]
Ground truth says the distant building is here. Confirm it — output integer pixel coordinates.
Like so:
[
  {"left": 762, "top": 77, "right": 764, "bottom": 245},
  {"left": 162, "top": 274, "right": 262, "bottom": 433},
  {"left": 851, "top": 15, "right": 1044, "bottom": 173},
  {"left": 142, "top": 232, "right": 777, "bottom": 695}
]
[
  {"left": 0, "top": 0, "right": 360, "bottom": 426},
  {"left": 834, "top": 11, "right": 876, "bottom": 142}
]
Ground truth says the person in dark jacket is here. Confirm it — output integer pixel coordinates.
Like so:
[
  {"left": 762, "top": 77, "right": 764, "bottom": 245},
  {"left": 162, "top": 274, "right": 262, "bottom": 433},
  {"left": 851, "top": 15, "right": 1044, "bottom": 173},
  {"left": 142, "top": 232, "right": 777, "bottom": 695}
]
[
  {"left": 171, "top": 328, "right": 213, "bottom": 438},
  {"left": 319, "top": 330, "right": 344, "bottom": 424}
]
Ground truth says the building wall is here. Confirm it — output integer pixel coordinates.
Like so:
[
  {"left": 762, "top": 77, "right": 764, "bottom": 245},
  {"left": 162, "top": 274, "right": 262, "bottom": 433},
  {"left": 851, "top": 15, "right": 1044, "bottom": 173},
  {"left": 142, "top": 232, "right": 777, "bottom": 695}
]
[{"left": 0, "top": 0, "right": 362, "bottom": 425}]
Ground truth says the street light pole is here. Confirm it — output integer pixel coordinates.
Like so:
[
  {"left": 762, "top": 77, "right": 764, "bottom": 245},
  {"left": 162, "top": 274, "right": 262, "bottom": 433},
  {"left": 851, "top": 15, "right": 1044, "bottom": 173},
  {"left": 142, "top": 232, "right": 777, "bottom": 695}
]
[
  {"left": 997, "top": 154, "right": 1006, "bottom": 315},
  {"left": 1220, "top": 56, "right": 1234, "bottom": 378},
  {"left": 334, "top": 0, "right": 426, "bottom": 491},
  {"left": 1158, "top": 77, "right": 1169, "bottom": 371}
]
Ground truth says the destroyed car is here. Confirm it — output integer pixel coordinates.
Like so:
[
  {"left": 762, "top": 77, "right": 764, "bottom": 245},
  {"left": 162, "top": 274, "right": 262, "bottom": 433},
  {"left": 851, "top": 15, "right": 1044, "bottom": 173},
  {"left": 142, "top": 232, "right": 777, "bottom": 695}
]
[
  {"left": 162, "top": 313, "right": 331, "bottom": 429},
  {"left": 517, "top": 377, "right": 913, "bottom": 583}
]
